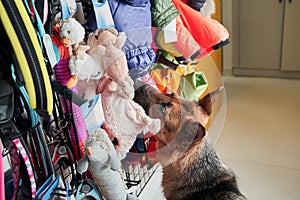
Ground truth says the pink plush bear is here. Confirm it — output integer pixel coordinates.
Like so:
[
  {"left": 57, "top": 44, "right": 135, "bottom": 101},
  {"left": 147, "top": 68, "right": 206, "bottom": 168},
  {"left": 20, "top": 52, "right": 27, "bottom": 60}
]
[
  {"left": 96, "top": 44, "right": 161, "bottom": 159},
  {"left": 87, "top": 28, "right": 126, "bottom": 55},
  {"left": 76, "top": 28, "right": 126, "bottom": 99}
]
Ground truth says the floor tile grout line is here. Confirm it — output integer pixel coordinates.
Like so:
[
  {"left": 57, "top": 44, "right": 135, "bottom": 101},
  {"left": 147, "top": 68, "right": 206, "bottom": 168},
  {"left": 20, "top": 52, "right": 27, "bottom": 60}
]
[{"left": 222, "top": 158, "right": 300, "bottom": 172}]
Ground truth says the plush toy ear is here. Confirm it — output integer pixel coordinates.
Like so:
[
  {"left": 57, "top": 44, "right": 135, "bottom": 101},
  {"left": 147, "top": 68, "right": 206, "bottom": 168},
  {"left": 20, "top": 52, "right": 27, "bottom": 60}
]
[
  {"left": 115, "top": 32, "right": 126, "bottom": 49},
  {"left": 98, "top": 27, "right": 118, "bottom": 36},
  {"left": 198, "top": 86, "right": 223, "bottom": 115},
  {"left": 97, "top": 30, "right": 115, "bottom": 45}
]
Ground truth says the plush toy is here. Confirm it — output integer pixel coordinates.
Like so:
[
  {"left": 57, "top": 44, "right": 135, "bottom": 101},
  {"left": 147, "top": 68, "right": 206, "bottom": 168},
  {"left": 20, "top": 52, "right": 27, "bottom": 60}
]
[
  {"left": 67, "top": 44, "right": 89, "bottom": 88},
  {"left": 97, "top": 44, "right": 135, "bottom": 99},
  {"left": 96, "top": 45, "right": 161, "bottom": 159},
  {"left": 152, "top": 0, "right": 228, "bottom": 61},
  {"left": 59, "top": 17, "right": 85, "bottom": 47},
  {"left": 87, "top": 28, "right": 126, "bottom": 55},
  {"left": 172, "top": 0, "right": 229, "bottom": 57},
  {"left": 68, "top": 43, "right": 106, "bottom": 91},
  {"left": 77, "top": 128, "right": 139, "bottom": 200},
  {"left": 75, "top": 28, "right": 126, "bottom": 97},
  {"left": 59, "top": 17, "right": 86, "bottom": 88}
]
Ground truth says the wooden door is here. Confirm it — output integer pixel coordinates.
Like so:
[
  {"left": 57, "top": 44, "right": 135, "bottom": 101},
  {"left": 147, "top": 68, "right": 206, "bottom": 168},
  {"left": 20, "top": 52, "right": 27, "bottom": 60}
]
[
  {"left": 281, "top": 0, "right": 300, "bottom": 71},
  {"left": 239, "top": 0, "right": 284, "bottom": 69}
]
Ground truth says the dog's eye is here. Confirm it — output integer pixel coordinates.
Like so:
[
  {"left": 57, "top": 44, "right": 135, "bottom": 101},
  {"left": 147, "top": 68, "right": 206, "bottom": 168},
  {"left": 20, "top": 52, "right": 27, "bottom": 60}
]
[
  {"left": 160, "top": 102, "right": 172, "bottom": 113},
  {"left": 160, "top": 102, "right": 172, "bottom": 107}
]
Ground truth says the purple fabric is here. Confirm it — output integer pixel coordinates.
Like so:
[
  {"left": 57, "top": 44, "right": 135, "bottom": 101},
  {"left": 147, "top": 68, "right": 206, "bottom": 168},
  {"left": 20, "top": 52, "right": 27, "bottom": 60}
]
[
  {"left": 109, "top": 0, "right": 151, "bottom": 31},
  {"left": 54, "top": 58, "right": 88, "bottom": 160},
  {"left": 108, "top": 0, "right": 155, "bottom": 75},
  {"left": 123, "top": 0, "right": 149, "bottom": 6},
  {"left": 84, "top": 12, "right": 98, "bottom": 32}
]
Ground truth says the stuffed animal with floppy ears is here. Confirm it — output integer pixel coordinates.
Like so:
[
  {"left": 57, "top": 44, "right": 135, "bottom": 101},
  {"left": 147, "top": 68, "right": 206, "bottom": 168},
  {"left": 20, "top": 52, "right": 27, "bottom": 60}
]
[
  {"left": 87, "top": 28, "right": 126, "bottom": 54},
  {"left": 96, "top": 44, "right": 161, "bottom": 159},
  {"left": 76, "top": 28, "right": 126, "bottom": 99}
]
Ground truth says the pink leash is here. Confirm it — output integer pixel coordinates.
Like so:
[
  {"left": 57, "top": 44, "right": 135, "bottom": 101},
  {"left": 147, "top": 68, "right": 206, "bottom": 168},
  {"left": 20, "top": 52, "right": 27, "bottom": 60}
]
[
  {"left": 0, "top": 143, "right": 4, "bottom": 200},
  {"left": 10, "top": 138, "right": 37, "bottom": 199}
]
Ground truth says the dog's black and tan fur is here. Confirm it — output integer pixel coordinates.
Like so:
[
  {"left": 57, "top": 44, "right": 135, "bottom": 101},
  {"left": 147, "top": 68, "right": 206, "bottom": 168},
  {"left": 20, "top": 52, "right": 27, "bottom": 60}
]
[{"left": 134, "top": 84, "right": 246, "bottom": 200}]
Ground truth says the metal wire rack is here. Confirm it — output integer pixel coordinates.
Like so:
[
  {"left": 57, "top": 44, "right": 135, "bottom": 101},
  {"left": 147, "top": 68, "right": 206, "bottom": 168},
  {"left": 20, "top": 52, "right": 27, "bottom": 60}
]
[{"left": 122, "top": 153, "right": 159, "bottom": 197}]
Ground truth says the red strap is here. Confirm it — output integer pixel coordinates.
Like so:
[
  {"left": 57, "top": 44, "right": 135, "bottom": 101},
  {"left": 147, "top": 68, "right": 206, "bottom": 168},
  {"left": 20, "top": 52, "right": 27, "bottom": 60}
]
[{"left": 28, "top": 0, "right": 36, "bottom": 19}]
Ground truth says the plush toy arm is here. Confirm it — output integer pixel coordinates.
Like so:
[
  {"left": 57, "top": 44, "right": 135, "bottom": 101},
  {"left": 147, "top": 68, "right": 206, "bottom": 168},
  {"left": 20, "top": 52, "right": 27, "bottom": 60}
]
[
  {"left": 108, "top": 81, "right": 118, "bottom": 92},
  {"left": 146, "top": 118, "right": 161, "bottom": 133},
  {"left": 115, "top": 32, "right": 126, "bottom": 49},
  {"left": 69, "top": 55, "right": 77, "bottom": 75},
  {"left": 96, "top": 76, "right": 111, "bottom": 94},
  {"left": 125, "top": 102, "right": 161, "bottom": 133},
  {"left": 124, "top": 75, "right": 134, "bottom": 86},
  {"left": 116, "top": 79, "right": 135, "bottom": 99}
]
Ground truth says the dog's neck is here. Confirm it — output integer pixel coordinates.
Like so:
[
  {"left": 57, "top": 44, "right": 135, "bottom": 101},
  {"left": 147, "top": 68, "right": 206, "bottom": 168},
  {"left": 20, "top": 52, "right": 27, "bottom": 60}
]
[{"left": 160, "top": 136, "right": 243, "bottom": 200}]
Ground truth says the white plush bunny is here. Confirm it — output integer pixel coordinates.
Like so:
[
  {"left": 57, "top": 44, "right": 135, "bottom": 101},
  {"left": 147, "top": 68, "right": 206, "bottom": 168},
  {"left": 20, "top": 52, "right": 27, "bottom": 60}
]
[{"left": 77, "top": 128, "right": 139, "bottom": 200}]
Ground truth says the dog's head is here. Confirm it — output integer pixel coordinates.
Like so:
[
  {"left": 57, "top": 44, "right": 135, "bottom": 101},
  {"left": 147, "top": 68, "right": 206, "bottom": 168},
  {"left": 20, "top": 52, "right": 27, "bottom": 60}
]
[{"left": 134, "top": 83, "right": 222, "bottom": 164}]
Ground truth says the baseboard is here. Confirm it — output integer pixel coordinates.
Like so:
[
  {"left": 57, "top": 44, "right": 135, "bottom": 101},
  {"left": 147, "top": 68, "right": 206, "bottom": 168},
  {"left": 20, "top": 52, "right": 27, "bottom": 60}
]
[{"left": 233, "top": 68, "right": 300, "bottom": 79}]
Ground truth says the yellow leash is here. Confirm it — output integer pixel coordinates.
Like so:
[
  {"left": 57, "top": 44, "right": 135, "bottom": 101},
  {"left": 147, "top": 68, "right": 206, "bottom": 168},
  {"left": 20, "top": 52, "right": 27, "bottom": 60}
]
[{"left": 0, "top": 0, "right": 53, "bottom": 114}]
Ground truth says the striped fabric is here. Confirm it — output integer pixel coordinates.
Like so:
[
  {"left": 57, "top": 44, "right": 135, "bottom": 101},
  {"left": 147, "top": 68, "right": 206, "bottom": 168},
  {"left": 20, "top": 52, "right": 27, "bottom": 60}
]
[{"left": 12, "top": 138, "right": 36, "bottom": 199}]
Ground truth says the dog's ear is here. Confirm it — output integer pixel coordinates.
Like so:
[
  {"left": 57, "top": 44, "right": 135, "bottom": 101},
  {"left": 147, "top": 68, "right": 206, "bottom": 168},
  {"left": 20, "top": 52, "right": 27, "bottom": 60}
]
[{"left": 198, "top": 86, "right": 223, "bottom": 115}]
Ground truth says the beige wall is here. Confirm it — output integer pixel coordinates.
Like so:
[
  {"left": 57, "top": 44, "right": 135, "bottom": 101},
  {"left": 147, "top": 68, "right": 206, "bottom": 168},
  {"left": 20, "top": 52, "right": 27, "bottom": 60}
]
[{"left": 222, "top": 0, "right": 233, "bottom": 75}]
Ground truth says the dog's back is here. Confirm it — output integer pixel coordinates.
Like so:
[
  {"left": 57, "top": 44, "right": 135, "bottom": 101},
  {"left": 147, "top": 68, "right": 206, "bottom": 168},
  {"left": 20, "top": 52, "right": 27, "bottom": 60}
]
[
  {"left": 161, "top": 138, "right": 245, "bottom": 200},
  {"left": 134, "top": 84, "right": 245, "bottom": 200}
]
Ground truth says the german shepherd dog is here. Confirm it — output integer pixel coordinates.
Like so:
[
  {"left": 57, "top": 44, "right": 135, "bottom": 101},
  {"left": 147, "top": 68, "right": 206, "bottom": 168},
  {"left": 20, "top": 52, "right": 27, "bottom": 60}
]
[{"left": 134, "top": 84, "right": 246, "bottom": 200}]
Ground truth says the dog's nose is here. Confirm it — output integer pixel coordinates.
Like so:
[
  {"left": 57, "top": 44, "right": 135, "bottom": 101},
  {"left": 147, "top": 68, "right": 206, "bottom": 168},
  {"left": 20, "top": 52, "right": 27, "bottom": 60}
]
[
  {"left": 134, "top": 83, "right": 147, "bottom": 102},
  {"left": 133, "top": 80, "right": 147, "bottom": 91}
]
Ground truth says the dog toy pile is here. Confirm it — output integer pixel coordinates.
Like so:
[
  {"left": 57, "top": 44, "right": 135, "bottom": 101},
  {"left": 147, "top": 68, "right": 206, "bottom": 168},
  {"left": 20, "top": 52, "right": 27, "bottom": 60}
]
[{"left": 0, "top": 0, "right": 229, "bottom": 199}]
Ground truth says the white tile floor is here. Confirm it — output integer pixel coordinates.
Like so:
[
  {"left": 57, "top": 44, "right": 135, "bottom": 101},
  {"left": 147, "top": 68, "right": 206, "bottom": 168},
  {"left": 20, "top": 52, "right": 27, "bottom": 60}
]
[{"left": 139, "top": 76, "right": 300, "bottom": 200}]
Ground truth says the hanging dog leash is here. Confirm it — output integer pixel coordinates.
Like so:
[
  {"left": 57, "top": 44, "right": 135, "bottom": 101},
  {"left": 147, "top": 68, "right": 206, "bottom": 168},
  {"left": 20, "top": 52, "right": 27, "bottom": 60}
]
[
  {"left": 11, "top": 138, "right": 37, "bottom": 199},
  {"left": 0, "top": 79, "right": 37, "bottom": 199},
  {"left": 11, "top": 65, "right": 55, "bottom": 184},
  {"left": 0, "top": 0, "right": 53, "bottom": 115}
]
